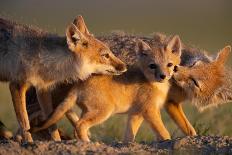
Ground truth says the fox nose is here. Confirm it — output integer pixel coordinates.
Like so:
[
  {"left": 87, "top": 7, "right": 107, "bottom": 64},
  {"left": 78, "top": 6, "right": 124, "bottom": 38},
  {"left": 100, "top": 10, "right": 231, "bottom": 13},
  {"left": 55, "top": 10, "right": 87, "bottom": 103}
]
[
  {"left": 160, "top": 74, "right": 166, "bottom": 80},
  {"left": 115, "top": 64, "right": 127, "bottom": 72},
  {"left": 174, "top": 66, "right": 178, "bottom": 72}
]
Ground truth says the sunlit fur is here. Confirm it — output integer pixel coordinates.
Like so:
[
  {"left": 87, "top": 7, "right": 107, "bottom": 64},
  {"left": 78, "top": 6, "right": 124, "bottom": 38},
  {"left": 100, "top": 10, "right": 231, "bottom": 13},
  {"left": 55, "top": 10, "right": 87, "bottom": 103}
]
[
  {"left": 136, "top": 35, "right": 181, "bottom": 82},
  {"left": 0, "top": 16, "right": 126, "bottom": 142},
  {"left": 25, "top": 34, "right": 232, "bottom": 141},
  {"left": 173, "top": 46, "right": 232, "bottom": 111},
  {"left": 30, "top": 35, "right": 182, "bottom": 142}
]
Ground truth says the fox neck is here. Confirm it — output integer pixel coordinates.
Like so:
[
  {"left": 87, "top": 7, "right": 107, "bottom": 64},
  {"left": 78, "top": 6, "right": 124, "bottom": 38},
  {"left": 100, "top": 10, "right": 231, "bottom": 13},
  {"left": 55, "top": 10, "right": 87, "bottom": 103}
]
[{"left": 37, "top": 36, "right": 87, "bottom": 85}]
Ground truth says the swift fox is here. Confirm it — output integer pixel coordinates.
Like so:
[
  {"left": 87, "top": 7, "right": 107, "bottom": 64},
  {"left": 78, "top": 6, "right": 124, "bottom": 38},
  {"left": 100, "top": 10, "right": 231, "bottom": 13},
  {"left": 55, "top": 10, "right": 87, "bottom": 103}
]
[
  {"left": 0, "top": 16, "right": 126, "bottom": 142},
  {"left": 164, "top": 45, "right": 232, "bottom": 136},
  {"left": 31, "top": 34, "right": 182, "bottom": 142},
  {"left": 27, "top": 34, "right": 232, "bottom": 141},
  {"left": 171, "top": 46, "right": 232, "bottom": 110}
]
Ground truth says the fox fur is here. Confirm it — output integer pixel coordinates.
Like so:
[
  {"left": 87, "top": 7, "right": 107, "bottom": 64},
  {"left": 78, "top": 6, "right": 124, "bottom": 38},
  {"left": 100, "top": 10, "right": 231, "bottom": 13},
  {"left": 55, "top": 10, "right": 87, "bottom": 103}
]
[
  {"left": 21, "top": 34, "right": 232, "bottom": 141},
  {"left": 30, "top": 33, "right": 182, "bottom": 142},
  {"left": 0, "top": 16, "right": 126, "bottom": 142}
]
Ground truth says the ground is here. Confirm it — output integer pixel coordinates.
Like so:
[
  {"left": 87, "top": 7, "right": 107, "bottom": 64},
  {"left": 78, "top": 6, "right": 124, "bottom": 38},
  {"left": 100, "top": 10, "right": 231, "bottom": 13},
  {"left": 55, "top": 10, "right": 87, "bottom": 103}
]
[{"left": 1, "top": 136, "right": 232, "bottom": 154}]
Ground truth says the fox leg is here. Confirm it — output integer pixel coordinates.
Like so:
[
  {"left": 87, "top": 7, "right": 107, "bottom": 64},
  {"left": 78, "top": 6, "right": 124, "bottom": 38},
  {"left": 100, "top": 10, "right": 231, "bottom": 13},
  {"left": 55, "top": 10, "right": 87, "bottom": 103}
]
[
  {"left": 0, "top": 121, "right": 13, "bottom": 139},
  {"left": 31, "top": 85, "right": 78, "bottom": 133},
  {"left": 143, "top": 105, "right": 171, "bottom": 140},
  {"left": 9, "top": 82, "right": 33, "bottom": 142},
  {"left": 76, "top": 108, "right": 113, "bottom": 142},
  {"left": 65, "top": 109, "right": 79, "bottom": 138},
  {"left": 66, "top": 109, "right": 79, "bottom": 127},
  {"left": 123, "top": 113, "right": 143, "bottom": 143},
  {"left": 36, "top": 88, "right": 61, "bottom": 141},
  {"left": 165, "top": 102, "right": 196, "bottom": 136}
]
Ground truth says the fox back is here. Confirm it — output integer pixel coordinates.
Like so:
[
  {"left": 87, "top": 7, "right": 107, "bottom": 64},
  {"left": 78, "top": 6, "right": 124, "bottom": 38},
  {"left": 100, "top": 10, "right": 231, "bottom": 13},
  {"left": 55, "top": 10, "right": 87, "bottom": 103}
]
[{"left": 0, "top": 17, "right": 126, "bottom": 87}]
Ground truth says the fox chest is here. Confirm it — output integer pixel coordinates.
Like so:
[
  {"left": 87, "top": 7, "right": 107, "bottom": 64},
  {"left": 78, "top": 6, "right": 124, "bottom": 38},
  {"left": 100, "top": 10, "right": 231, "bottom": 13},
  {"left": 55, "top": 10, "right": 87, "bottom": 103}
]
[{"left": 151, "top": 82, "right": 170, "bottom": 108}]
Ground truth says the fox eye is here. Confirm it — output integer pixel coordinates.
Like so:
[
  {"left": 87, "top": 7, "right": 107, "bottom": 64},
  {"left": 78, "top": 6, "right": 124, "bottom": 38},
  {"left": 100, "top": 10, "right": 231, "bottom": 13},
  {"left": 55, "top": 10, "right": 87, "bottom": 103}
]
[
  {"left": 140, "top": 52, "right": 148, "bottom": 57},
  {"left": 191, "top": 78, "right": 200, "bottom": 88},
  {"left": 167, "top": 63, "right": 173, "bottom": 67},
  {"left": 149, "top": 64, "right": 157, "bottom": 69},
  {"left": 189, "top": 61, "right": 197, "bottom": 67},
  {"left": 102, "top": 53, "right": 110, "bottom": 59}
]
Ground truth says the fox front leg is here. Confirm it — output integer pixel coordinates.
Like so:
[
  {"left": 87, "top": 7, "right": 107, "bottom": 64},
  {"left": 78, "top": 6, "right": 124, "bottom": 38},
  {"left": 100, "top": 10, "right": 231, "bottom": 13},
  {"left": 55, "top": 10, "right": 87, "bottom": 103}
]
[
  {"left": 165, "top": 102, "right": 196, "bottom": 136},
  {"left": 9, "top": 82, "right": 33, "bottom": 143},
  {"left": 123, "top": 113, "right": 144, "bottom": 143},
  {"left": 36, "top": 88, "right": 61, "bottom": 141},
  {"left": 143, "top": 105, "right": 171, "bottom": 140}
]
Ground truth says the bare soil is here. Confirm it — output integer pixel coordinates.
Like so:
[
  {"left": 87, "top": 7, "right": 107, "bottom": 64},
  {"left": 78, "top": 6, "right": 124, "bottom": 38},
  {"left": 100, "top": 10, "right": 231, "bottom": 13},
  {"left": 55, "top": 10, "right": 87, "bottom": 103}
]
[{"left": 1, "top": 136, "right": 232, "bottom": 155}]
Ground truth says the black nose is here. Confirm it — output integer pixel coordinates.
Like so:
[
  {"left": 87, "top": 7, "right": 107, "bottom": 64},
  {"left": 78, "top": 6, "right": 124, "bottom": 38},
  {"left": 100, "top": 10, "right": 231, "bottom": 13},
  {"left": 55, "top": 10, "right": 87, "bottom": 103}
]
[
  {"left": 174, "top": 66, "right": 178, "bottom": 72},
  {"left": 160, "top": 74, "right": 166, "bottom": 80}
]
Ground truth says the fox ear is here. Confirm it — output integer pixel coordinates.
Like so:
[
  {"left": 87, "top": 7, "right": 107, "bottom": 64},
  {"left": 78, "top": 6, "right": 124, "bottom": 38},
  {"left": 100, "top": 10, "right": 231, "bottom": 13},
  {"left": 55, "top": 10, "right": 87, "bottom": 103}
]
[
  {"left": 66, "top": 23, "right": 87, "bottom": 51},
  {"left": 73, "top": 15, "right": 90, "bottom": 35},
  {"left": 166, "top": 35, "right": 182, "bottom": 56},
  {"left": 215, "top": 46, "right": 231, "bottom": 65},
  {"left": 135, "top": 39, "right": 151, "bottom": 56}
]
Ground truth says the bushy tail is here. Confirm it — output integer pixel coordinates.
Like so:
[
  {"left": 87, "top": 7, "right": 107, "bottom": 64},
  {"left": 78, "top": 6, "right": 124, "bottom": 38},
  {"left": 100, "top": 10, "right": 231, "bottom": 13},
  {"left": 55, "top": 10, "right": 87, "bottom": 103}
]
[{"left": 30, "top": 85, "right": 79, "bottom": 133}]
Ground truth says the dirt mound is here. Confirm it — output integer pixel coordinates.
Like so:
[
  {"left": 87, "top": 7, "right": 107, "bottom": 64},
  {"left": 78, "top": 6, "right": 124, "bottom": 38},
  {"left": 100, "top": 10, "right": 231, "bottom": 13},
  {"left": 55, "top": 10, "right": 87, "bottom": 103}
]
[{"left": 1, "top": 136, "right": 232, "bottom": 154}]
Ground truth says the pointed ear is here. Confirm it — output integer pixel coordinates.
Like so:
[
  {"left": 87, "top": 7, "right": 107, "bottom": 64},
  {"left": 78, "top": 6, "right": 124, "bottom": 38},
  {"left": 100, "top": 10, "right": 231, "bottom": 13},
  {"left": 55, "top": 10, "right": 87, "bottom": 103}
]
[
  {"left": 73, "top": 15, "right": 90, "bottom": 35},
  {"left": 215, "top": 46, "right": 231, "bottom": 65},
  {"left": 135, "top": 39, "right": 151, "bottom": 56},
  {"left": 66, "top": 23, "right": 87, "bottom": 51},
  {"left": 166, "top": 35, "right": 182, "bottom": 56}
]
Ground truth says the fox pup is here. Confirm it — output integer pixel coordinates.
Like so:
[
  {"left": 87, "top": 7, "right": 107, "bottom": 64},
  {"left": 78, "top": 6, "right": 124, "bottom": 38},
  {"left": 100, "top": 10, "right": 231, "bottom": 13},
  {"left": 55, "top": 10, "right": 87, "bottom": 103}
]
[
  {"left": 31, "top": 35, "right": 182, "bottom": 142},
  {"left": 163, "top": 45, "right": 232, "bottom": 137},
  {"left": 0, "top": 16, "right": 126, "bottom": 142},
  {"left": 173, "top": 46, "right": 232, "bottom": 110}
]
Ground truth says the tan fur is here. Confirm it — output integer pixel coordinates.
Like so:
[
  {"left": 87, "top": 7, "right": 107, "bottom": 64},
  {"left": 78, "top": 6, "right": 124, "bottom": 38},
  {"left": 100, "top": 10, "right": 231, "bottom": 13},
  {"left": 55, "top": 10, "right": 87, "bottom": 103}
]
[
  {"left": 0, "top": 16, "right": 126, "bottom": 142},
  {"left": 173, "top": 46, "right": 232, "bottom": 111},
  {"left": 31, "top": 35, "right": 182, "bottom": 142},
  {"left": 26, "top": 34, "right": 231, "bottom": 141},
  {"left": 163, "top": 46, "right": 232, "bottom": 136}
]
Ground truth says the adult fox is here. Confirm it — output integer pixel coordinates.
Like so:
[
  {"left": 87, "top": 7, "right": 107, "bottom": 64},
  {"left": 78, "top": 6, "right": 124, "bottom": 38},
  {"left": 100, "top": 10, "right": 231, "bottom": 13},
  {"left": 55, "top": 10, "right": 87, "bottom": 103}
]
[
  {"left": 0, "top": 16, "right": 126, "bottom": 142},
  {"left": 26, "top": 34, "right": 232, "bottom": 142}
]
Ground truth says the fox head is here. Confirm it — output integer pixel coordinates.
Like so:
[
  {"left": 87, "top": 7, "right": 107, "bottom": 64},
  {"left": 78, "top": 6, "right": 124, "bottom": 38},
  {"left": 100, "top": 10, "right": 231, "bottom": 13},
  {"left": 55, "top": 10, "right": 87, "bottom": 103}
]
[
  {"left": 173, "top": 46, "right": 232, "bottom": 111},
  {"left": 135, "top": 35, "right": 181, "bottom": 83},
  {"left": 66, "top": 15, "right": 127, "bottom": 80}
]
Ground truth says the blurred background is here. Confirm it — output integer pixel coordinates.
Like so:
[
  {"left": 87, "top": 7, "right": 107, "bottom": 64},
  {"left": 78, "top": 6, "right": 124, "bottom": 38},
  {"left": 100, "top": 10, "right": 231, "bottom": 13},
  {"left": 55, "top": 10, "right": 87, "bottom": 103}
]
[{"left": 0, "top": 0, "right": 232, "bottom": 142}]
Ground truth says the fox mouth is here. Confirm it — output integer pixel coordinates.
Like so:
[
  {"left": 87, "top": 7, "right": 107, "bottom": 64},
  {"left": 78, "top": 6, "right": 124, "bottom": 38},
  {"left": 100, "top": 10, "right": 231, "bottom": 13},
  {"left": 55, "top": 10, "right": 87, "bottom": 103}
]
[
  {"left": 171, "top": 77, "right": 181, "bottom": 85},
  {"left": 106, "top": 69, "right": 124, "bottom": 75}
]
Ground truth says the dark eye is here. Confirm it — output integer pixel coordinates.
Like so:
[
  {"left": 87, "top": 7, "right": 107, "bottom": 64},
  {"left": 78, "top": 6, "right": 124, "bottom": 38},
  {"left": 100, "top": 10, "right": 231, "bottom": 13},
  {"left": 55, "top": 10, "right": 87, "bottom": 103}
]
[
  {"left": 140, "top": 52, "right": 148, "bottom": 57},
  {"left": 191, "top": 78, "right": 200, "bottom": 88},
  {"left": 167, "top": 63, "right": 173, "bottom": 67},
  {"left": 102, "top": 53, "right": 110, "bottom": 59},
  {"left": 149, "top": 64, "right": 157, "bottom": 69},
  {"left": 82, "top": 41, "right": 88, "bottom": 48}
]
